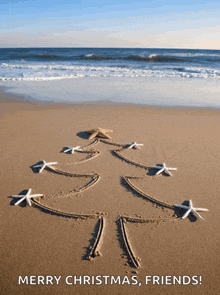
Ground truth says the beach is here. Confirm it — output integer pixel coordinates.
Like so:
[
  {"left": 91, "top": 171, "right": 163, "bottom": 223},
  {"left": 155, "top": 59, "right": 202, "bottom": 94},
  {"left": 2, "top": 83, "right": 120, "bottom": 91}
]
[{"left": 1, "top": 91, "right": 220, "bottom": 295}]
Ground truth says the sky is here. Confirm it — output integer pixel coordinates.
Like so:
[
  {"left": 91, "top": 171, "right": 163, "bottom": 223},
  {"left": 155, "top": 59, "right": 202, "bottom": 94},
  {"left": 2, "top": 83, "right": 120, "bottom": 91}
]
[{"left": 0, "top": 0, "right": 220, "bottom": 49}]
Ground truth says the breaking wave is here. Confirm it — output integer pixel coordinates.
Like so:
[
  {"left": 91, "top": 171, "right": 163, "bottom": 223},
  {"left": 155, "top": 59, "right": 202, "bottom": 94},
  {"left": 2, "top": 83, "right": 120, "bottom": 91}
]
[
  {"left": 1, "top": 48, "right": 220, "bottom": 82},
  {"left": 1, "top": 62, "right": 220, "bottom": 81}
]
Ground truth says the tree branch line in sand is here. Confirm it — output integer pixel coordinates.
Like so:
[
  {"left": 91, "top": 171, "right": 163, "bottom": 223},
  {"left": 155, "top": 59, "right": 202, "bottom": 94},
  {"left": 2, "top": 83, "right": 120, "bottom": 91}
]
[{"left": 9, "top": 127, "right": 208, "bottom": 268}]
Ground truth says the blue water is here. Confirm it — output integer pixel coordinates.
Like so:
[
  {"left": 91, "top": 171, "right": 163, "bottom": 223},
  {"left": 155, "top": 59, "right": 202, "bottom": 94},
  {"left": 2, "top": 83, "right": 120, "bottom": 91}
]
[
  {"left": 1, "top": 48, "right": 220, "bottom": 81},
  {"left": 0, "top": 48, "right": 220, "bottom": 108}
]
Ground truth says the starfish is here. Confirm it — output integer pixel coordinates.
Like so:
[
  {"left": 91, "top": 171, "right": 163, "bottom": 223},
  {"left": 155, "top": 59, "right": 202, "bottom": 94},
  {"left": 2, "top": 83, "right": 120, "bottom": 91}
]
[
  {"left": 126, "top": 142, "right": 143, "bottom": 149},
  {"left": 86, "top": 127, "right": 113, "bottom": 140},
  {"left": 63, "top": 146, "right": 83, "bottom": 154},
  {"left": 11, "top": 189, "right": 43, "bottom": 206},
  {"left": 33, "top": 160, "right": 58, "bottom": 173},
  {"left": 174, "top": 200, "right": 208, "bottom": 220},
  {"left": 152, "top": 163, "right": 177, "bottom": 176}
]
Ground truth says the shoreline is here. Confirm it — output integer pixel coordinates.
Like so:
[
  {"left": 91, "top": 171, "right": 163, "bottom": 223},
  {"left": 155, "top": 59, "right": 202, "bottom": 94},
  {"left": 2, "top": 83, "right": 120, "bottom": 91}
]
[
  {"left": 1, "top": 74, "right": 220, "bottom": 109},
  {"left": 1, "top": 85, "right": 220, "bottom": 112}
]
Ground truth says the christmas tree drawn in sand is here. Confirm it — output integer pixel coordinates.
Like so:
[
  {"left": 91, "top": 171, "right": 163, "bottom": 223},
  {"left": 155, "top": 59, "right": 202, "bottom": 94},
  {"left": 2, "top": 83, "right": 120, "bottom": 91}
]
[{"left": 10, "top": 128, "right": 208, "bottom": 269}]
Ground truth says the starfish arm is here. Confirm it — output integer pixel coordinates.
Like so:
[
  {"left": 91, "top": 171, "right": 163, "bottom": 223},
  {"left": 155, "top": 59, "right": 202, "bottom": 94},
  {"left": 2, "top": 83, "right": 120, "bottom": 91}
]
[
  {"left": 26, "top": 188, "right": 32, "bottom": 196},
  {"left": 64, "top": 148, "right": 71, "bottom": 153},
  {"left": 192, "top": 209, "right": 204, "bottom": 220},
  {"left": 14, "top": 196, "right": 26, "bottom": 206},
  {"left": 26, "top": 197, "right": 32, "bottom": 207},
  {"left": 97, "top": 128, "right": 113, "bottom": 134},
  {"left": 98, "top": 131, "right": 112, "bottom": 139},
  {"left": 194, "top": 208, "right": 209, "bottom": 212},
  {"left": 33, "top": 164, "right": 43, "bottom": 168},
  {"left": 182, "top": 209, "right": 191, "bottom": 219},
  {"left": 156, "top": 168, "right": 164, "bottom": 175},
  {"left": 47, "top": 165, "right": 55, "bottom": 170},
  {"left": 174, "top": 204, "right": 190, "bottom": 210},
  {"left": 12, "top": 195, "right": 25, "bottom": 198},
  {"left": 89, "top": 130, "right": 98, "bottom": 139},
  {"left": 164, "top": 169, "right": 172, "bottom": 176},
  {"left": 64, "top": 148, "right": 73, "bottom": 153},
  {"left": 39, "top": 164, "right": 45, "bottom": 173},
  {"left": 74, "top": 146, "right": 83, "bottom": 152},
  {"left": 12, "top": 190, "right": 31, "bottom": 198},
  {"left": 127, "top": 144, "right": 134, "bottom": 149}
]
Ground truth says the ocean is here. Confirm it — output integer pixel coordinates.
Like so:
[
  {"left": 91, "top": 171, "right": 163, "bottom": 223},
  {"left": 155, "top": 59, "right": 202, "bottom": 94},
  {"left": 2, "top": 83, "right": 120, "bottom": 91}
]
[{"left": 0, "top": 48, "right": 220, "bottom": 107}]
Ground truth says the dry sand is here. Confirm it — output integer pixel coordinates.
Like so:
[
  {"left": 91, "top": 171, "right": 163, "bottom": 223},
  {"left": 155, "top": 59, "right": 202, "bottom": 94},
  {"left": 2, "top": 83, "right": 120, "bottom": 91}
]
[{"left": 1, "top": 95, "right": 220, "bottom": 295}]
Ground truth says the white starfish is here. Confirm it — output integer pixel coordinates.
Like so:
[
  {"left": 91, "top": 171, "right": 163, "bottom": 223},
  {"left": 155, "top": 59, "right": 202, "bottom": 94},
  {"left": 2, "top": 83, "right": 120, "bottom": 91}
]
[
  {"left": 175, "top": 200, "right": 208, "bottom": 220},
  {"left": 126, "top": 142, "right": 143, "bottom": 149},
  {"left": 33, "top": 160, "right": 57, "bottom": 173},
  {"left": 63, "top": 146, "right": 83, "bottom": 154},
  {"left": 11, "top": 189, "right": 43, "bottom": 206},
  {"left": 152, "top": 163, "right": 177, "bottom": 176}
]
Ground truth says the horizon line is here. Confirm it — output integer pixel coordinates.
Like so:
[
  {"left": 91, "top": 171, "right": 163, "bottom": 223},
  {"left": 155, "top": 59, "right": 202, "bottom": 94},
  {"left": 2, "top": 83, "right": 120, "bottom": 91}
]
[{"left": 0, "top": 46, "right": 219, "bottom": 51}]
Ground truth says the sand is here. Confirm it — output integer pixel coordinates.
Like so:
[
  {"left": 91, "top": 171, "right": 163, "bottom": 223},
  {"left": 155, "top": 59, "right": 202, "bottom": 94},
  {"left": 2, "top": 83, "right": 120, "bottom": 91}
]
[{"left": 1, "top": 94, "right": 220, "bottom": 295}]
